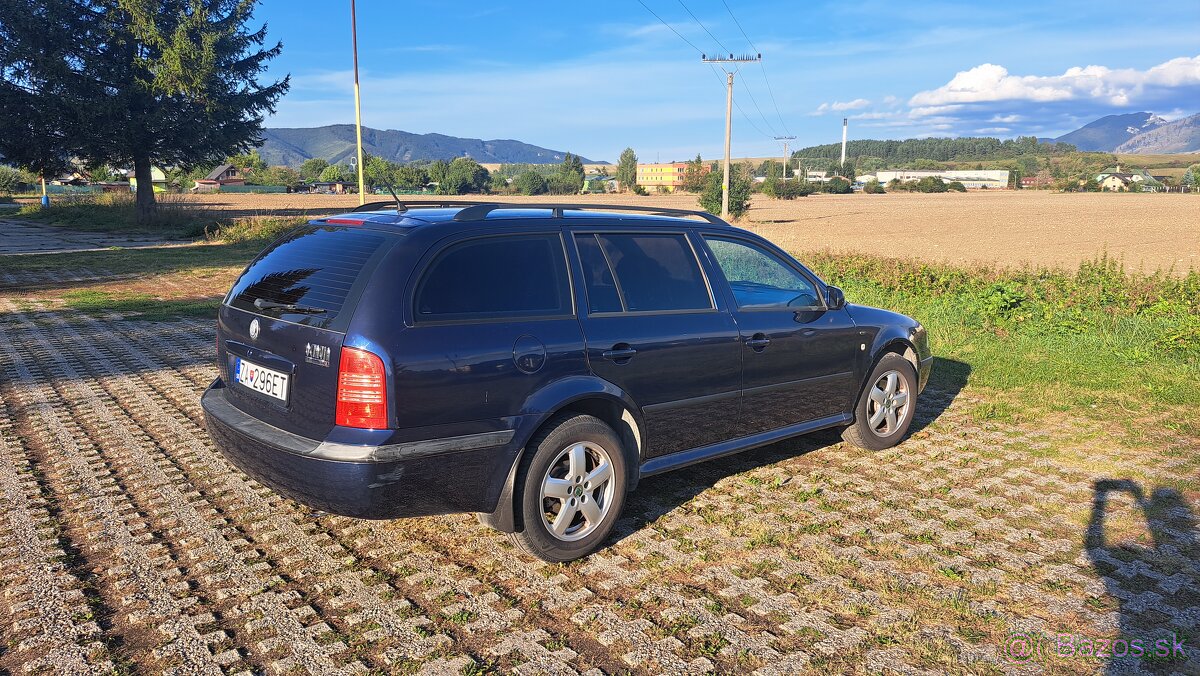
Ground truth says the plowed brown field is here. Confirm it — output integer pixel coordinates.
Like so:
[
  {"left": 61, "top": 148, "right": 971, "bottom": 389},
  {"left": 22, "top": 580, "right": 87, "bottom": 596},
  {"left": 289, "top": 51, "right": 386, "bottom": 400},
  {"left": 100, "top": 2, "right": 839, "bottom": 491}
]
[{"left": 179, "top": 190, "right": 1200, "bottom": 272}]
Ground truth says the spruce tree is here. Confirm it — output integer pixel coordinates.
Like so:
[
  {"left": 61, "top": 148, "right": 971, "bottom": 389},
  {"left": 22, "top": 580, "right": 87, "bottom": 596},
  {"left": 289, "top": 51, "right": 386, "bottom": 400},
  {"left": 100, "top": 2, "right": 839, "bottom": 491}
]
[{"left": 0, "top": 0, "right": 288, "bottom": 223}]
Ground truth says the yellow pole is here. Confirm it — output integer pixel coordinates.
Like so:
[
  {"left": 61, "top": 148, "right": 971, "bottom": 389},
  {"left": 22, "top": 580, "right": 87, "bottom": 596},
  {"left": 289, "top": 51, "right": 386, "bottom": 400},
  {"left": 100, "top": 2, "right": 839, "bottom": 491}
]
[{"left": 350, "top": 0, "right": 365, "bottom": 205}]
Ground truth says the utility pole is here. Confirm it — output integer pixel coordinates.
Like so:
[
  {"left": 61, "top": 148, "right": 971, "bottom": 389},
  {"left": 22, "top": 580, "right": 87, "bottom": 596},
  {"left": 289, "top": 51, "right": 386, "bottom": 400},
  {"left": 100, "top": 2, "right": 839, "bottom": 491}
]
[
  {"left": 774, "top": 135, "right": 795, "bottom": 180},
  {"left": 350, "top": 0, "right": 366, "bottom": 205},
  {"left": 702, "top": 53, "right": 760, "bottom": 219}
]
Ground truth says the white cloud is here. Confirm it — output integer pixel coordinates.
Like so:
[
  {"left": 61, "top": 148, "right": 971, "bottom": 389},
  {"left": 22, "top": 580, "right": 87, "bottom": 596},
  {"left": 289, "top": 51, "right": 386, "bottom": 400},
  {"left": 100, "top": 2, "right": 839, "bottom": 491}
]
[
  {"left": 910, "top": 55, "right": 1200, "bottom": 107},
  {"left": 813, "top": 98, "right": 871, "bottom": 115}
]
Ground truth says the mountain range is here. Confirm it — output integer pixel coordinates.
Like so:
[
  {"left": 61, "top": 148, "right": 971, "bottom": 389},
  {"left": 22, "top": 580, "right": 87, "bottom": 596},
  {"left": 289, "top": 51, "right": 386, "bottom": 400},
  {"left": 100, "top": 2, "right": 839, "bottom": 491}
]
[
  {"left": 1049, "top": 112, "right": 1200, "bottom": 153},
  {"left": 258, "top": 124, "right": 598, "bottom": 167}
]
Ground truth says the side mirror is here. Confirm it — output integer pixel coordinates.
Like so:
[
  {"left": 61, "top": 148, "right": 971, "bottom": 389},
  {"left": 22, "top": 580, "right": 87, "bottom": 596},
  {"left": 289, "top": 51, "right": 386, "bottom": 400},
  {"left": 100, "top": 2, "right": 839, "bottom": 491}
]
[{"left": 825, "top": 285, "right": 846, "bottom": 310}]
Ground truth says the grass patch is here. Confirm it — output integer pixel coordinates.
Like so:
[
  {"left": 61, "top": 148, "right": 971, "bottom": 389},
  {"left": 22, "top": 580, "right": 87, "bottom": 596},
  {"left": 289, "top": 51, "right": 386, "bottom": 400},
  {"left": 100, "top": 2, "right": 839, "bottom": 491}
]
[
  {"left": 15, "top": 192, "right": 308, "bottom": 242},
  {"left": 61, "top": 289, "right": 218, "bottom": 320},
  {"left": 16, "top": 192, "right": 222, "bottom": 238},
  {"left": 807, "top": 252, "right": 1200, "bottom": 413}
]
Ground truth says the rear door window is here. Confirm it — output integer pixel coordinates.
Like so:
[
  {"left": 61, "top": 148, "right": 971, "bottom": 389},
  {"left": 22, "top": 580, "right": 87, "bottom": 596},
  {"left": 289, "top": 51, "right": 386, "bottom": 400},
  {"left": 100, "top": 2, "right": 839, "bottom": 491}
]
[
  {"left": 579, "top": 233, "right": 712, "bottom": 313},
  {"left": 415, "top": 234, "right": 572, "bottom": 321},
  {"left": 226, "top": 225, "right": 392, "bottom": 328}
]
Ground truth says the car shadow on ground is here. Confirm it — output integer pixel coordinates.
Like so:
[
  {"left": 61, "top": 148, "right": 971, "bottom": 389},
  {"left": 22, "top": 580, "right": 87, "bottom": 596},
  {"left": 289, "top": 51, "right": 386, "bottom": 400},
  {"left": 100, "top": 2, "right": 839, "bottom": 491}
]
[
  {"left": 616, "top": 356, "right": 972, "bottom": 541},
  {"left": 1086, "top": 479, "right": 1199, "bottom": 673},
  {"left": 909, "top": 356, "right": 970, "bottom": 435}
]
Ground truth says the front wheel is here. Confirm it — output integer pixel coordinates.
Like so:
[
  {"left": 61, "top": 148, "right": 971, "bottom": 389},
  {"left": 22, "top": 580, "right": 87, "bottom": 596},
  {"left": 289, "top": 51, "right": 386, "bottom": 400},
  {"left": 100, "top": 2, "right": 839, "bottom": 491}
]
[
  {"left": 509, "top": 414, "right": 627, "bottom": 562},
  {"left": 842, "top": 353, "right": 918, "bottom": 451}
]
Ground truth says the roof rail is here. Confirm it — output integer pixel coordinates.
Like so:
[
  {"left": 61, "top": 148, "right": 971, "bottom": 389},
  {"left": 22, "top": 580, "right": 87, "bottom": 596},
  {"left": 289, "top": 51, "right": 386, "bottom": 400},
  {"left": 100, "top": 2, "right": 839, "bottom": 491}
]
[
  {"left": 351, "top": 199, "right": 493, "bottom": 213},
  {"left": 451, "top": 203, "right": 731, "bottom": 225}
]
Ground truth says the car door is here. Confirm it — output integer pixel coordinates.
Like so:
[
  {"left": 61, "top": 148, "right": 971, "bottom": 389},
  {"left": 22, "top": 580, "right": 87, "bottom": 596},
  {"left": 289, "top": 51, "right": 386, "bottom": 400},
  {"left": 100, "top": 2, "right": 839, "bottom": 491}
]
[
  {"left": 569, "top": 229, "right": 743, "bottom": 457},
  {"left": 699, "top": 233, "right": 861, "bottom": 434}
]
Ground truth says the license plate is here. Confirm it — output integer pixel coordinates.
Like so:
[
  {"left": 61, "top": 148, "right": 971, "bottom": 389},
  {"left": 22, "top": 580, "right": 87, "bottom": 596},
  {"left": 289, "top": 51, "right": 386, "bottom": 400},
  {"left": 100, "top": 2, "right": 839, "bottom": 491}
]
[{"left": 234, "top": 357, "right": 290, "bottom": 403}]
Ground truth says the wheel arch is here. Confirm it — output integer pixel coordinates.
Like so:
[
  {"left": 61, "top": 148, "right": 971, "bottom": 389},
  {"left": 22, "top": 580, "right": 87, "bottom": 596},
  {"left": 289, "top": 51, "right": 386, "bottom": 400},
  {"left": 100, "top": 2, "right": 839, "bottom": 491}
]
[
  {"left": 852, "top": 335, "right": 919, "bottom": 415},
  {"left": 477, "top": 376, "right": 644, "bottom": 534}
]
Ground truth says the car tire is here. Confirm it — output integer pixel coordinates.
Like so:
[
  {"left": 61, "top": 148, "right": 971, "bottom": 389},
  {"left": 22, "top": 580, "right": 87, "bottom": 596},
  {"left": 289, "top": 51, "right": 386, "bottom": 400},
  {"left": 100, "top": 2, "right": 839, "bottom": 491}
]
[
  {"left": 842, "top": 353, "right": 918, "bottom": 451},
  {"left": 509, "top": 414, "right": 627, "bottom": 562}
]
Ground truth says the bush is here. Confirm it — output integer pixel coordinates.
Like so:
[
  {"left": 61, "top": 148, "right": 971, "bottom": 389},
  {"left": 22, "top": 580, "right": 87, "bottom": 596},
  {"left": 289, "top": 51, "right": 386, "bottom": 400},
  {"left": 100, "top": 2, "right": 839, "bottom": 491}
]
[
  {"left": 546, "top": 173, "right": 581, "bottom": 195},
  {"left": 946, "top": 181, "right": 967, "bottom": 192},
  {"left": 208, "top": 216, "right": 306, "bottom": 244},
  {"left": 0, "top": 165, "right": 35, "bottom": 194},
  {"left": 775, "top": 180, "right": 813, "bottom": 200},
  {"left": 863, "top": 179, "right": 886, "bottom": 194},
  {"left": 822, "top": 177, "right": 852, "bottom": 194},
  {"left": 514, "top": 170, "right": 548, "bottom": 196},
  {"left": 632, "top": 184, "right": 648, "bottom": 196},
  {"left": 699, "top": 170, "right": 751, "bottom": 218},
  {"left": 914, "top": 176, "right": 948, "bottom": 193}
]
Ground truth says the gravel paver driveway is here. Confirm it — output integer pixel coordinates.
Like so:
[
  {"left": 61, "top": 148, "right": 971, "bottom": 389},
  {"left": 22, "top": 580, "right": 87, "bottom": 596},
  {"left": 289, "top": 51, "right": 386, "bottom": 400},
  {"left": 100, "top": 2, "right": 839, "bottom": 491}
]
[
  {"left": 0, "top": 273, "right": 1196, "bottom": 675},
  {"left": 0, "top": 219, "right": 183, "bottom": 256}
]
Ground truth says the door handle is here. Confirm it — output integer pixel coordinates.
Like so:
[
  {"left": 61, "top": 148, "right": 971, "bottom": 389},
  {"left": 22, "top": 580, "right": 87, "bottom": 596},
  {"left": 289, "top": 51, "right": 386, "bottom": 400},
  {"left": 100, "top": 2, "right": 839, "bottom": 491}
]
[
  {"left": 602, "top": 344, "right": 637, "bottom": 362},
  {"left": 745, "top": 333, "right": 771, "bottom": 351}
]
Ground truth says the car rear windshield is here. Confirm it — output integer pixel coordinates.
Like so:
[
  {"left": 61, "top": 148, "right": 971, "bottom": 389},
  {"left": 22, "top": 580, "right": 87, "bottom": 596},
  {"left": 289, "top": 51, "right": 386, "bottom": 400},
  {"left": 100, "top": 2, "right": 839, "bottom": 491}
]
[{"left": 225, "top": 225, "right": 392, "bottom": 328}]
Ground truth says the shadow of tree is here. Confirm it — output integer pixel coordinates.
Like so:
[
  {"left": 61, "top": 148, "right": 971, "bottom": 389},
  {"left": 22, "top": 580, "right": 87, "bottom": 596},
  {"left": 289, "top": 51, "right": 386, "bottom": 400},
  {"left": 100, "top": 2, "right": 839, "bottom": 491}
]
[{"left": 1086, "top": 479, "right": 1199, "bottom": 673}]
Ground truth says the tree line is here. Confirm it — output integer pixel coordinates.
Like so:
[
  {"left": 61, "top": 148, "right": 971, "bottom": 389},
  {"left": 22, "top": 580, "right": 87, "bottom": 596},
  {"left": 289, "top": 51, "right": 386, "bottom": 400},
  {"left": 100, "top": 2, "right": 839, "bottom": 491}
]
[{"left": 792, "top": 136, "right": 1077, "bottom": 164}]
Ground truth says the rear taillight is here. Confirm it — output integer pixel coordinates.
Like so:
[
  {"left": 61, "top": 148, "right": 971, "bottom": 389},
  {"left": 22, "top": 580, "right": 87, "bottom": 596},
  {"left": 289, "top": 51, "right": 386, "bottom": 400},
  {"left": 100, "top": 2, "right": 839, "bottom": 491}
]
[{"left": 336, "top": 347, "right": 388, "bottom": 429}]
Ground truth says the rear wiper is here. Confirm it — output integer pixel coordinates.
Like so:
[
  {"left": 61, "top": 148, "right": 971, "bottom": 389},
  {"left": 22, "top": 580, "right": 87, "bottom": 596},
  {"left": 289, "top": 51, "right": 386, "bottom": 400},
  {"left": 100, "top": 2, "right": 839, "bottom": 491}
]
[{"left": 253, "top": 298, "right": 327, "bottom": 314}]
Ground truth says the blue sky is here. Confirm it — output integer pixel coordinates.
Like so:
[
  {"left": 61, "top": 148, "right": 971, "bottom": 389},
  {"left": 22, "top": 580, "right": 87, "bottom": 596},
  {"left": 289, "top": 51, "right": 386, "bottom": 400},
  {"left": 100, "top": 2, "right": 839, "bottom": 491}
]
[{"left": 257, "top": 0, "right": 1200, "bottom": 162}]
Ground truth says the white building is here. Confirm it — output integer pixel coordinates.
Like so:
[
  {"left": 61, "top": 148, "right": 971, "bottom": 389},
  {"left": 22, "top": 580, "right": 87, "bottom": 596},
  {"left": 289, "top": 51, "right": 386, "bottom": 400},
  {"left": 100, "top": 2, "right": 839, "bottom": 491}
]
[{"left": 876, "top": 169, "right": 1010, "bottom": 189}]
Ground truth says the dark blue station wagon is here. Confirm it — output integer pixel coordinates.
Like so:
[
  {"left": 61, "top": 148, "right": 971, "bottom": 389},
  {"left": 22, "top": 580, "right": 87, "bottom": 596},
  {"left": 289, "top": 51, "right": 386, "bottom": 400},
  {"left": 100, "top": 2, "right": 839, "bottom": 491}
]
[{"left": 202, "top": 202, "right": 932, "bottom": 561}]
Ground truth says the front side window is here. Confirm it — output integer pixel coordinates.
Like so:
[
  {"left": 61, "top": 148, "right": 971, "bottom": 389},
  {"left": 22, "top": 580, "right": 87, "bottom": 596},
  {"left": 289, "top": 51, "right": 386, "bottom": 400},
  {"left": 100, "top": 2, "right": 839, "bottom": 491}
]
[
  {"left": 704, "top": 237, "right": 821, "bottom": 309},
  {"left": 415, "top": 234, "right": 571, "bottom": 320},
  {"left": 576, "top": 233, "right": 712, "bottom": 313}
]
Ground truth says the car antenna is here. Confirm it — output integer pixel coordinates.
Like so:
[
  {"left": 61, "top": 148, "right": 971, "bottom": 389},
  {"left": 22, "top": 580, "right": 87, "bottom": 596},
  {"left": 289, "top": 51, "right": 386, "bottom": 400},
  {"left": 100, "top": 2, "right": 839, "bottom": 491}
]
[{"left": 385, "top": 182, "right": 403, "bottom": 213}]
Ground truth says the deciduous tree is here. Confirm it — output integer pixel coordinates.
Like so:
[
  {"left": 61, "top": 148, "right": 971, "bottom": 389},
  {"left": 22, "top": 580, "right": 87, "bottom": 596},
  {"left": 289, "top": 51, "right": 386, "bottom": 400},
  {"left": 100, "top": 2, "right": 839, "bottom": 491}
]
[{"left": 616, "top": 148, "right": 637, "bottom": 192}]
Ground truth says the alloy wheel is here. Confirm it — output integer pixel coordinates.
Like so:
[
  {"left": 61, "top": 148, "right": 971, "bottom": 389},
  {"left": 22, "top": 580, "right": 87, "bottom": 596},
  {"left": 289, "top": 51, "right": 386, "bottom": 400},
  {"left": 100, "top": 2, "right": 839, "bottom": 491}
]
[
  {"left": 867, "top": 370, "right": 911, "bottom": 436},
  {"left": 540, "top": 441, "right": 616, "bottom": 541}
]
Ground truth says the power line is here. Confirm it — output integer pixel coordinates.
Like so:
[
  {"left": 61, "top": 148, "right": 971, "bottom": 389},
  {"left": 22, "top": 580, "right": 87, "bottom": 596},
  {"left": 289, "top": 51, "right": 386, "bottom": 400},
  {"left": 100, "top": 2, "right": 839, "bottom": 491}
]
[
  {"left": 676, "top": 0, "right": 731, "bottom": 55},
  {"left": 707, "top": 64, "right": 771, "bottom": 140},
  {"left": 720, "top": 0, "right": 791, "bottom": 136},
  {"left": 634, "top": 0, "right": 704, "bottom": 55},
  {"left": 734, "top": 65, "right": 779, "bottom": 136}
]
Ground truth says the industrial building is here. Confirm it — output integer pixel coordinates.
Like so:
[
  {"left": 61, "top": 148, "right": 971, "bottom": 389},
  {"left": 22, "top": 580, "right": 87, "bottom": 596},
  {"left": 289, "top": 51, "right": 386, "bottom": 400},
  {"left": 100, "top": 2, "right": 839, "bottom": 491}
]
[{"left": 874, "top": 170, "right": 1010, "bottom": 189}]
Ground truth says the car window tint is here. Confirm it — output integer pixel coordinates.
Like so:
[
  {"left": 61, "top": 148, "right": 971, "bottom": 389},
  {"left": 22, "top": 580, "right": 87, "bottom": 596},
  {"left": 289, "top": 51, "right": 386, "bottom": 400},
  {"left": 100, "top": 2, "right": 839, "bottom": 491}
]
[
  {"left": 227, "top": 225, "right": 389, "bottom": 327},
  {"left": 416, "top": 234, "right": 570, "bottom": 320},
  {"left": 704, "top": 237, "right": 820, "bottom": 309},
  {"left": 574, "top": 234, "right": 624, "bottom": 313},
  {"left": 597, "top": 234, "right": 711, "bottom": 312}
]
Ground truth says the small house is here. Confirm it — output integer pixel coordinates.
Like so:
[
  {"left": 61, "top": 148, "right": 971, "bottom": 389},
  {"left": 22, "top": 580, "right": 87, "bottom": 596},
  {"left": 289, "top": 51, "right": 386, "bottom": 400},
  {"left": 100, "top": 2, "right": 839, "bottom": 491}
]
[
  {"left": 193, "top": 164, "right": 246, "bottom": 192},
  {"left": 129, "top": 166, "right": 168, "bottom": 193}
]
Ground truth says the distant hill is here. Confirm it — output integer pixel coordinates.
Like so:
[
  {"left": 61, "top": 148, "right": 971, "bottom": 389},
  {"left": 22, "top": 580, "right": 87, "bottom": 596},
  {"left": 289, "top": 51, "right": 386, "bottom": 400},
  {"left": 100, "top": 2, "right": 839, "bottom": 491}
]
[
  {"left": 1114, "top": 113, "right": 1200, "bottom": 154},
  {"left": 1052, "top": 112, "right": 1167, "bottom": 152},
  {"left": 259, "top": 125, "right": 600, "bottom": 167}
]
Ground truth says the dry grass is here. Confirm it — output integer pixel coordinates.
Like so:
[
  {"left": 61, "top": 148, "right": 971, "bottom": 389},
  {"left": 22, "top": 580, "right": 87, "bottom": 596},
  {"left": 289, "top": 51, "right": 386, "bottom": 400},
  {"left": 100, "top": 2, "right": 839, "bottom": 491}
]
[{"left": 172, "top": 190, "right": 1200, "bottom": 273}]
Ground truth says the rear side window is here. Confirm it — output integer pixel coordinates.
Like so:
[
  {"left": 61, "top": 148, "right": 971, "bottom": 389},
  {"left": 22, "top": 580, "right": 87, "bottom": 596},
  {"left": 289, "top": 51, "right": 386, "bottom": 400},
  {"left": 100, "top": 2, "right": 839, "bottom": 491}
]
[
  {"left": 415, "top": 234, "right": 571, "bottom": 321},
  {"left": 226, "top": 225, "right": 390, "bottom": 327},
  {"left": 579, "top": 233, "right": 711, "bottom": 313}
]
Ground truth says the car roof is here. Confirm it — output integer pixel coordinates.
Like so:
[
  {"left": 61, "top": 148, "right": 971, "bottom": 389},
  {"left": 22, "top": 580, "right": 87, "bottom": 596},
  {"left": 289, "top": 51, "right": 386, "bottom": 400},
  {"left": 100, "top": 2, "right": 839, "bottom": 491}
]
[{"left": 309, "top": 203, "right": 731, "bottom": 231}]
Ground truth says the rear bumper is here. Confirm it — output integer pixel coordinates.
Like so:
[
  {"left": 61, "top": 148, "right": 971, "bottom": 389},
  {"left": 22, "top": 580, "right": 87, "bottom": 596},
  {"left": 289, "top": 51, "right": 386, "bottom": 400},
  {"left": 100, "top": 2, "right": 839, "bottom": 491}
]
[{"left": 201, "top": 378, "right": 516, "bottom": 519}]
